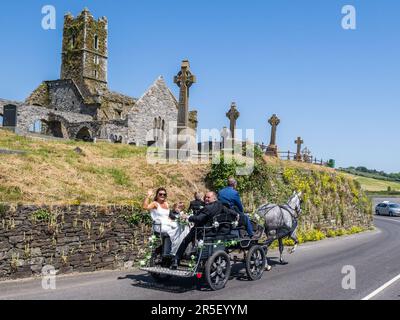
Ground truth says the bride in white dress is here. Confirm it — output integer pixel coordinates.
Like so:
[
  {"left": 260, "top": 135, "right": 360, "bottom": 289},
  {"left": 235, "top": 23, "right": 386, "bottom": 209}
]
[{"left": 143, "top": 188, "right": 189, "bottom": 256}]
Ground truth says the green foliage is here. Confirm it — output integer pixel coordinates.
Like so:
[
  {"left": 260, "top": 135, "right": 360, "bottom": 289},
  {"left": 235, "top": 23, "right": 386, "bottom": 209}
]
[
  {"left": 32, "top": 209, "right": 52, "bottom": 222},
  {"left": 207, "top": 146, "right": 371, "bottom": 237},
  {"left": 0, "top": 203, "right": 7, "bottom": 219},
  {"left": 123, "top": 208, "right": 152, "bottom": 227},
  {"left": 207, "top": 147, "right": 291, "bottom": 211}
]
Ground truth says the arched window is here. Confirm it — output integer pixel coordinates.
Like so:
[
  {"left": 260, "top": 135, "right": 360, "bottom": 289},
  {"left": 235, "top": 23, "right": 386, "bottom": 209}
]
[
  {"left": 162, "top": 119, "right": 165, "bottom": 131},
  {"left": 153, "top": 118, "right": 157, "bottom": 129},
  {"left": 158, "top": 116, "right": 161, "bottom": 129},
  {"left": 29, "top": 120, "right": 42, "bottom": 133},
  {"left": 94, "top": 35, "right": 99, "bottom": 50},
  {"left": 0, "top": 114, "right": 3, "bottom": 127}
]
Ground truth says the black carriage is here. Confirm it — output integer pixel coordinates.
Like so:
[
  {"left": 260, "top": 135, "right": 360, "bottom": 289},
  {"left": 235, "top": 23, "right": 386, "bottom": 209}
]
[{"left": 140, "top": 214, "right": 267, "bottom": 291}]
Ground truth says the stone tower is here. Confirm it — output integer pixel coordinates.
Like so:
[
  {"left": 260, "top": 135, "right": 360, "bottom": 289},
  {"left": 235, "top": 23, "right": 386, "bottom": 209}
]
[{"left": 61, "top": 8, "right": 108, "bottom": 98}]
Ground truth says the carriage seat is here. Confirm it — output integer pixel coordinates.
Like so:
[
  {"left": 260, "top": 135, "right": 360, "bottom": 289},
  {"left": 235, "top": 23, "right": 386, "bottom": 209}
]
[{"left": 202, "top": 212, "right": 240, "bottom": 241}]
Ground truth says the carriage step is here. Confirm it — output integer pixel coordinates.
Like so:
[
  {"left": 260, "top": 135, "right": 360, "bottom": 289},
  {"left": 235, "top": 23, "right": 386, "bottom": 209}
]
[{"left": 140, "top": 266, "right": 195, "bottom": 278}]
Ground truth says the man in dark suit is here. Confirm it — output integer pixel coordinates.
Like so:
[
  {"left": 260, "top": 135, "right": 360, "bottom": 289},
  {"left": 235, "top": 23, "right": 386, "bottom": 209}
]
[{"left": 171, "top": 191, "right": 238, "bottom": 269}]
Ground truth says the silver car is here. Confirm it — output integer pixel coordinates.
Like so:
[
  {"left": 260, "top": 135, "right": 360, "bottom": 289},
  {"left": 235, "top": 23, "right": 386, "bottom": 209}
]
[{"left": 375, "top": 202, "right": 400, "bottom": 217}]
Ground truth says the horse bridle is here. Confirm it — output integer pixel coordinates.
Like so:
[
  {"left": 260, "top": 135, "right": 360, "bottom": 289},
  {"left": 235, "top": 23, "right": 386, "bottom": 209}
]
[{"left": 286, "top": 195, "right": 302, "bottom": 220}]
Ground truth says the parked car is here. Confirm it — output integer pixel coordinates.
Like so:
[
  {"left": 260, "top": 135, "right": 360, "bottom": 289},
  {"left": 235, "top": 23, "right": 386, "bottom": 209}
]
[{"left": 375, "top": 202, "right": 400, "bottom": 217}]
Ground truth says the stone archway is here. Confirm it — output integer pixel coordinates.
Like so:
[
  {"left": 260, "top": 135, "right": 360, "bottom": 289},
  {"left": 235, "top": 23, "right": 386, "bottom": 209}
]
[
  {"left": 76, "top": 127, "right": 93, "bottom": 142},
  {"left": 42, "top": 120, "right": 64, "bottom": 138}
]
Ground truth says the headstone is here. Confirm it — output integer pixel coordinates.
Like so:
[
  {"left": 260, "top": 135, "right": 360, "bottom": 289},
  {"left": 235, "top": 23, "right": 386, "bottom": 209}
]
[
  {"left": 174, "top": 60, "right": 196, "bottom": 158},
  {"left": 174, "top": 60, "right": 196, "bottom": 130},
  {"left": 226, "top": 102, "right": 240, "bottom": 140},
  {"left": 302, "top": 147, "right": 312, "bottom": 163},
  {"left": 266, "top": 114, "right": 280, "bottom": 157},
  {"left": 295, "top": 137, "right": 303, "bottom": 161}
]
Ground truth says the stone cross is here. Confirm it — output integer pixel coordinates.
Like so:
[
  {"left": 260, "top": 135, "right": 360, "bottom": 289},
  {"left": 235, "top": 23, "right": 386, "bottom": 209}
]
[
  {"left": 295, "top": 137, "right": 303, "bottom": 161},
  {"left": 174, "top": 60, "right": 196, "bottom": 128},
  {"left": 226, "top": 102, "right": 240, "bottom": 140},
  {"left": 266, "top": 114, "right": 280, "bottom": 157}
]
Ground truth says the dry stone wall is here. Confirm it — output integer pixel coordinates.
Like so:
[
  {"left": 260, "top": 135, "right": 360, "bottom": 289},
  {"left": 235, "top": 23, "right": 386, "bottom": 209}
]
[{"left": 0, "top": 204, "right": 151, "bottom": 280}]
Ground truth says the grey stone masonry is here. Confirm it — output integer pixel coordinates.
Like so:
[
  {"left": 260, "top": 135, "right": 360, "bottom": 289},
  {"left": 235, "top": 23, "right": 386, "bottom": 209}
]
[
  {"left": 0, "top": 204, "right": 152, "bottom": 280},
  {"left": 128, "top": 76, "right": 178, "bottom": 146}
]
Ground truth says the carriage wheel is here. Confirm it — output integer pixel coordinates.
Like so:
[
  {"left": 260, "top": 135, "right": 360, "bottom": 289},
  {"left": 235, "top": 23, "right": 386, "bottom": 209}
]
[
  {"left": 149, "top": 248, "right": 172, "bottom": 282},
  {"left": 205, "top": 251, "right": 231, "bottom": 291},
  {"left": 246, "top": 245, "right": 266, "bottom": 280}
]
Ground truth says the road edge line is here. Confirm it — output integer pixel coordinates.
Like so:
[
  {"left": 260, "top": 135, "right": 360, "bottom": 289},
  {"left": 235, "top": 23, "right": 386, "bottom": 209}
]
[{"left": 361, "top": 273, "right": 400, "bottom": 300}]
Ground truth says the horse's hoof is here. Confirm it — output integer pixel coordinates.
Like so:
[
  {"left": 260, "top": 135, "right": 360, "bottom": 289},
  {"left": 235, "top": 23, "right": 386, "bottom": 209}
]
[
  {"left": 265, "top": 265, "right": 272, "bottom": 271},
  {"left": 280, "top": 260, "right": 288, "bottom": 265}
]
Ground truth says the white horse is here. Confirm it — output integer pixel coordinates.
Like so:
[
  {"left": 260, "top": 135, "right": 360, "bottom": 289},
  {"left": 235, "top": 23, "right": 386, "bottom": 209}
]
[{"left": 256, "top": 191, "right": 302, "bottom": 269}]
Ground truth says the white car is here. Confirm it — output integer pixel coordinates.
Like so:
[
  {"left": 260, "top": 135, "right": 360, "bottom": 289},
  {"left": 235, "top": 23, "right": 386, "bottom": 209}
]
[{"left": 375, "top": 202, "right": 400, "bottom": 217}]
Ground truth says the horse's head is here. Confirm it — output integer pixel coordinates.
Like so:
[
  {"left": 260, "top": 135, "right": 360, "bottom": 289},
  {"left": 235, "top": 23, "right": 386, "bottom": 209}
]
[{"left": 288, "top": 191, "right": 303, "bottom": 218}]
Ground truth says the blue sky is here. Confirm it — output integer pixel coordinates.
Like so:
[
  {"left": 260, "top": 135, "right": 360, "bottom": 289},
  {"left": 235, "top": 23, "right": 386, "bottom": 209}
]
[{"left": 0, "top": 0, "right": 399, "bottom": 172}]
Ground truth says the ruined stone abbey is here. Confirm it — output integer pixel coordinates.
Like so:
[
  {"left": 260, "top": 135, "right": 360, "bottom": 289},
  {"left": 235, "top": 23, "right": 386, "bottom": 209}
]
[{"left": 0, "top": 8, "right": 198, "bottom": 146}]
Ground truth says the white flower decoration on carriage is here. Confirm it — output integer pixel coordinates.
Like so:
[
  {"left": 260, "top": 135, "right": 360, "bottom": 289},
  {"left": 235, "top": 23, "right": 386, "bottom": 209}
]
[
  {"left": 198, "top": 240, "right": 204, "bottom": 248},
  {"left": 231, "top": 221, "right": 239, "bottom": 228},
  {"left": 139, "top": 260, "right": 146, "bottom": 267},
  {"left": 213, "top": 221, "right": 219, "bottom": 228}
]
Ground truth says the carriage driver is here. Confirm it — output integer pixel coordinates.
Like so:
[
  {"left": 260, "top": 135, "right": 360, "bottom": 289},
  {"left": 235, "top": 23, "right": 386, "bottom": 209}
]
[{"left": 218, "top": 177, "right": 255, "bottom": 238}]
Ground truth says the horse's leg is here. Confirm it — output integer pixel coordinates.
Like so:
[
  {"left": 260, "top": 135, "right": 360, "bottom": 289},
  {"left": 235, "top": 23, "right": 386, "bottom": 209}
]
[
  {"left": 288, "top": 228, "right": 299, "bottom": 254},
  {"left": 263, "top": 228, "right": 272, "bottom": 271},
  {"left": 288, "top": 220, "right": 299, "bottom": 254},
  {"left": 278, "top": 237, "right": 287, "bottom": 265}
]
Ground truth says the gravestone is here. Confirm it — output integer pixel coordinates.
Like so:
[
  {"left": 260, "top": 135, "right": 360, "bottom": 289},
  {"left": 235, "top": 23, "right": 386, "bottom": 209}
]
[
  {"left": 174, "top": 60, "right": 196, "bottom": 130},
  {"left": 226, "top": 102, "right": 240, "bottom": 141},
  {"left": 295, "top": 137, "right": 303, "bottom": 161},
  {"left": 174, "top": 60, "right": 196, "bottom": 158},
  {"left": 266, "top": 114, "right": 280, "bottom": 157}
]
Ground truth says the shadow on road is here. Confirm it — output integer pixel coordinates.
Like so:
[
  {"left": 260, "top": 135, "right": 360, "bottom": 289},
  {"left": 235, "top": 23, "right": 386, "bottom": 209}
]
[
  {"left": 118, "top": 273, "right": 199, "bottom": 293},
  {"left": 118, "top": 258, "right": 283, "bottom": 293}
]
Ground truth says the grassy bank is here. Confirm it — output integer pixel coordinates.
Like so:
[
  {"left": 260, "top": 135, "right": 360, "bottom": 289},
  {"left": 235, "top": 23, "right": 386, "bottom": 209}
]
[{"left": 0, "top": 130, "right": 209, "bottom": 205}]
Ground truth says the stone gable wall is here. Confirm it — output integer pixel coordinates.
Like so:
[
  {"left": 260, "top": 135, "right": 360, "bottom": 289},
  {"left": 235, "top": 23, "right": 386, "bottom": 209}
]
[{"left": 128, "top": 78, "right": 178, "bottom": 146}]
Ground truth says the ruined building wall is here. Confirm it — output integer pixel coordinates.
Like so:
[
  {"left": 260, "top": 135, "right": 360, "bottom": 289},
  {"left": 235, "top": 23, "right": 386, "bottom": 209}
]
[{"left": 127, "top": 77, "right": 178, "bottom": 146}]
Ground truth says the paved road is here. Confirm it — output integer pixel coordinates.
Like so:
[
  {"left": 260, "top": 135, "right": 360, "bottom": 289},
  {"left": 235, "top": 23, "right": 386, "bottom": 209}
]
[{"left": 1, "top": 212, "right": 400, "bottom": 300}]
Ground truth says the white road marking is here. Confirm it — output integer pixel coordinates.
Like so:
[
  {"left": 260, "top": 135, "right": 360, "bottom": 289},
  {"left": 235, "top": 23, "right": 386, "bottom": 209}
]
[
  {"left": 374, "top": 216, "right": 400, "bottom": 224},
  {"left": 362, "top": 273, "right": 400, "bottom": 300}
]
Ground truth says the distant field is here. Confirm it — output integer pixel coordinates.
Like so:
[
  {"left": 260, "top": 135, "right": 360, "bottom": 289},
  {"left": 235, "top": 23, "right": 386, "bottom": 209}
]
[{"left": 342, "top": 173, "right": 400, "bottom": 192}]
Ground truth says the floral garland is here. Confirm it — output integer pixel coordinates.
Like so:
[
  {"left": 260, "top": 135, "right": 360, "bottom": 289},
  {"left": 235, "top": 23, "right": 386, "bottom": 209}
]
[{"left": 139, "top": 235, "right": 160, "bottom": 267}]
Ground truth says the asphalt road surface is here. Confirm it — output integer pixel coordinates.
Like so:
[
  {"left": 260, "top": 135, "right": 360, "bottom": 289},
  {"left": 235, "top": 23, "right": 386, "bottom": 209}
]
[{"left": 1, "top": 199, "right": 400, "bottom": 300}]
